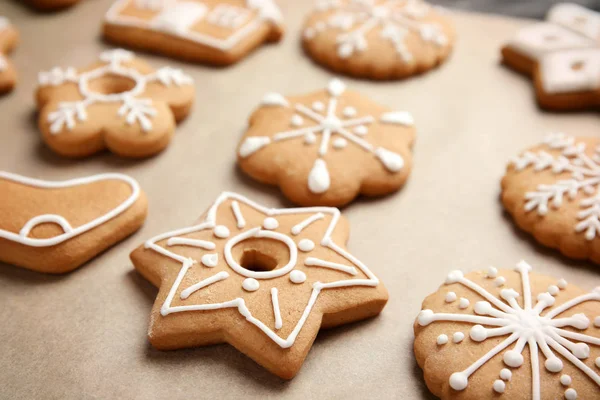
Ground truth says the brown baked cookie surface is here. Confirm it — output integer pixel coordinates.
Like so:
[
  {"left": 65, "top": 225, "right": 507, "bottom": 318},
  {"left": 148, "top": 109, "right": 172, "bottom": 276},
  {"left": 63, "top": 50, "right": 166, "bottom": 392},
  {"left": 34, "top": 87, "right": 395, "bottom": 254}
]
[
  {"left": 414, "top": 262, "right": 600, "bottom": 399},
  {"left": 237, "top": 79, "right": 415, "bottom": 207},
  {"left": 0, "top": 171, "right": 147, "bottom": 274},
  {"left": 501, "top": 3, "right": 600, "bottom": 111},
  {"left": 0, "top": 17, "right": 18, "bottom": 94},
  {"left": 35, "top": 49, "right": 195, "bottom": 158},
  {"left": 103, "top": 0, "right": 284, "bottom": 66},
  {"left": 131, "top": 192, "right": 388, "bottom": 379},
  {"left": 301, "top": 0, "right": 455, "bottom": 80},
  {"left": 502, "top": 134, "right": 600, "bottom": 264}
]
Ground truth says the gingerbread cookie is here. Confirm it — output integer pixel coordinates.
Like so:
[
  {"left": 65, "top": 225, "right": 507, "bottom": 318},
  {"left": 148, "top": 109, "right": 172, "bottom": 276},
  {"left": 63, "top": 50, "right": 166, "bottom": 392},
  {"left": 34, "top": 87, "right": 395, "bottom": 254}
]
[
  {"left": 26, "top": 0, "right": 81, "bottom": 10},
  {"left": 301, "top": 0, "right": 455, "bottom": 80},
  {"left": 36, "top": 49, "right": 194, "bottom": 158},
  {"left": 104, "top": 0, "right": 283, "bottom": 66},
  {"left": 501, "top": 3, "right": 600, "bottom": 110},
  {"left": 502, "top": 133, "right": 600, "bottom": 264},
  {"left": 0, "top": 17, "right": 18, "bottom": 94},
  {"left": 237, "top": 79, "right": 415, "bottom": 207},
  {"left": 0, "top": 171, "right": 147, "bottom": 274},
  {"left": 130, "top": 192, "right": 388, "bottom": 379},
  {"left": 415, "top": 261, "right": 600, "bottom": 399}
]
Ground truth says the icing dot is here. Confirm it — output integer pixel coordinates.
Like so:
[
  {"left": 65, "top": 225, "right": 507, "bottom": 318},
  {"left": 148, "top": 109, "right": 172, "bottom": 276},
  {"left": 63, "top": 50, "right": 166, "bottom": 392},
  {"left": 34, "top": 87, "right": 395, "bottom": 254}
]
[
  {"left": 452, "top": 332, "right": 464, "bottom": 343},
  {"left": 332, "top": 137, "right": 347, "bottom": 149},
  {"left": 201, "top": 253, "right": 218, "bottom": 268},
  {"left": 437, "top": 334, "right": 448, "bottom": 345},
  {"left": 304, "top": 131, "right": 317, "bottom": 144},
  {"left": 214, "top": 225, "right": 230, "bottom": 238},
  {"left": 493, "top": 380, "right": 505, "bottom": 394},
  {"left": 458, "top": 298, "right": 470, "bottom": 309},
  {"left": 594, "top": 316, "right": 600, "bottom": 327},
  {"left": 504, "top": 350, "right": 524, "bottom": 367},
  {"left": 565, "top": 388, "right": 577, "bottom": 400},
  {"left": 342, "top": 106, "right": 357, "bottom": 118},
  {"left": 298, "top": 239, "right": 315, "bottom": 252},
  {"left": 545, "top": 357, "right": 563, "bottom": 373},
  {"left": 596, "top": 357, "right": 600, "bottom": 368},
  {"left": 449, "top": 372, "right": 468, "bottom": 391},
  {"left": 312, "top": 101, "right": 324, "bottom": 112},
  {"left": 500, "top": 368, "right": 512, "bottom": 381},
  {"left": 560, "top": 374, "right": 572, "bottom": 386},
  {"left": 445, "top": 292, "right": 457, "bottom": 303},
  {"left": 291, "top": 114, "right": 303, "bottom": 127},
  {"left": 548, "top": 285, "right": 560, "bottom": 296},
  {"left": 494, "top": 277, "right": 506, "bottom": 287},
  {"left": 486, "top": 266, "right": 498, "bottom": 278},
  {"left": 474, "top": 301, "right": 493, "bottom": 315},
  {"left": 417, "top": 310, "right": 434, "bottom": 326},
  {"left": 242, "top": 278, "right": 259, "bottom": 292},
  {"left": 289, "top": 270, "right": 306, "bottom": 284},
  {"left": 557, "top": 279, "right": 568, "bottom": 289},
  {"left": 470, "top": 325, "right": 487, "bottom": 342},
  {"left": 263, "top": 217, "right": 279, "bottom": 230},
  {"left": 353, "top": 125, "right": 368, "bottom": 135},
  {"left": 445, "top": 270, "right": 463, "bottom": 284}
]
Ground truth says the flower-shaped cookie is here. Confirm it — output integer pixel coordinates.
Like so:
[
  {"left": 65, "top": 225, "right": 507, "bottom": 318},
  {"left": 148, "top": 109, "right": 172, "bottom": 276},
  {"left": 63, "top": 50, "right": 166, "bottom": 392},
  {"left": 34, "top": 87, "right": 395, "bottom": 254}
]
[
  {"left": 502, "top": 133, "right": 600, "bottom": 264},
  {"left": 104, "top": 0, "right": 283, "bottom": 66},
  {"left": 0, "top": 17, "right": 18, "bottom": 94},
  {"left": 131, "top": 192, "right": 388, "bottom": 379},
  {"left": 0, "top": 171, "right": 147, "bottom": 273},
  {"left": 36, "top": 49, "right": 195, "bottom": 158},
  {"left": 302, "top": 0, "right": 455, "bottom": 80},
  {"left": 237, "top": 79, "right": 415, "bottom": 206},
  {"left": 415, "top": 261, "right": 600, "bottom": 399},
  {"left": 502, "top": 3, "right": 600, "bottom": 110}
]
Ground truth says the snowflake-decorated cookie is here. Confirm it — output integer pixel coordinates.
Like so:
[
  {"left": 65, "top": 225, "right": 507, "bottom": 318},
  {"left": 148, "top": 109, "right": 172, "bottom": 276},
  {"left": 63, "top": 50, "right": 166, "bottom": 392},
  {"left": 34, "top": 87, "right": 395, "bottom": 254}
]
[
  {"left": 0, "top": 171, "right": 147, "bottom": 274},
  {"left": 302, "top": 0, "right": 455, "bottom": 80},
  {"left": 237, "top": 79, "right": 415, "bottom": 206},
  {"left": 415, "top": 261, "right": 600, "bottom": 399},
  {"left": 502, "top": 133, "right": 600, "bottom": 264},
  {"left": 104, "top": 0, "right": 283, "bottom": 66},
  {"left": 0, "top": 17, "right": 18, "bottom": 94},
  {"left": 501, "top": 3, "right": 600, "bottom": 110},
  {"left": 36, "top": 49, "right": 194, "bottom": 158},
  {"left": 130, "top": 192, "right": 388, "bottom": 379}
]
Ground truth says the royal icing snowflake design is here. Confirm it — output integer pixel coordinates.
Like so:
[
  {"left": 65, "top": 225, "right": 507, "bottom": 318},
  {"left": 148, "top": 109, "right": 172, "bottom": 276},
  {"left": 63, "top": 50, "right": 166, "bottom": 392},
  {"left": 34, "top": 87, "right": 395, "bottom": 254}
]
[
  {"left": 510, "top": 133, "right": 600, "bottom": 241},
  {"left": 504, "top": 3, "right": 600, "bottom": 99},
  {"left": 142, "top": 192, "right": 383, "bottom": 349},
  {"left": 38, "top": 49, "right": 193, "bottom": 134},
  {"left": 105, "top": 0, "right": 282, "bottom": 52},
  {"left": 0, "top": 171, "right": 141, "bottom": 247},
  {"left": 239, "top": 79, "right": 413, "bottom": 195},
  {"left": 304, "top": 0, "right": 448, "bottom": 61},
  {"left": 417, "top": 261, "right": 600, "bottom": 400}
]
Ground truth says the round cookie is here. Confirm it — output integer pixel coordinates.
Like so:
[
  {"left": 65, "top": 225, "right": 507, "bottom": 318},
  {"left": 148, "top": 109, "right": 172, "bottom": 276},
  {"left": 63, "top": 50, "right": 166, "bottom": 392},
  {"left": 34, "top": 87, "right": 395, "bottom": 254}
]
[
  {"left": 130, "top": 192, "right": 388, "bottom": 379},
  {"left": 104, "top": 0, "right": 284, "bottom": 66},
  {"left": 414, "top": 261, "right": 600, "bottom": 399},
  {"left": 0, "top": 171, "right": 147, "bottom": 274},
  {"left": 237, "top": 79, "right": 415, "bottom": 206},
  {"left": 501, "top": 3, "right": 600, "bottom": 110},
  {"left": 0, "top": 17, "right": 18, "bottom": 94},
  {"left": 36, "top": 49, "right": 195, "bottom": 158},
  {"left": 502, "top": 133, "right": 600, "bottom": 264},
  {"left": 302, "top": 0, "right": 455, "bottom": 80}
]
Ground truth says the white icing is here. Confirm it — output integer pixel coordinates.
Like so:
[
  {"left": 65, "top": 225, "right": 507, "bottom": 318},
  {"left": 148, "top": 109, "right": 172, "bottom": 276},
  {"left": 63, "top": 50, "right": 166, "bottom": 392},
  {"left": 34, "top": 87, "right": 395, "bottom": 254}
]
[
  {"left": 305, "top": 257, "right": 357, "bottom": 275},
  {"left": 239, "top": 136, "right": 271, "bottom": 158},
  {"left": 304, "top": 131, "right": 317, "bottom": 145},
  {"left": 453, "top": 332, "right": 464, "bottom": 343},
  {"left": 214, "top": 225, "right": 230, "bottom": 238},
  {"left": 231, "top": 200, "right": 246, "bottom": 229},
  {"left": 565, "top": 388, "right": 578, "bottom": 400},
  {"left": 291, "top": 213, "right": 325, "bottom": 235},
  {"left": 540, "top": 48, "right": 600, "bottom": 94},
  {"left": 558, "top": 279, "right": 568, "bottom": 289},
  {"left": 307, "top": 0, "right": 448, "bottom": 61},
  {"left": 512, "top": 134, "right": 600, "bottom": 240},
  {"left": 437, "top": 334, "right": 448, "bottom": 345},
  {"left": 312, "top": 101, "right": 324, "bottom": 112},
  {"left": 201, "top": 253, "right": 218, "bottom": 267},
  {"left": 327, "top": 78, "right": 346, "bottom": 97},
  {"left": 271, "top": 287, "right": 282, "bottom": 329},
  {"left": 298, "top": 238, "right": 315, "bottom": 252},
  {"left": 167, "top": 237, "right": 216, "bottom": 249},
  {"left": 500, "top": 368, "right": 512, "bottom": 381},
  {"left": 380, "top": 111, "right": 414, "bottom": 126},
  {"left": 308, "top": 159, "right": 331, "bottom": 194},
  {"left": 487, "top": 266, "right": 498, "bottom": 278},
  {"left": 39, "top": 49, "right": 192, "bottom": 134},
  {"left": 375, "top": 148, "right": 404, "bottom": 172},
  {"left": 354, "top": 125, "right": 368, "bottom": 135},
  {"left": 595, "top": 316, "right": 600, "bottom": 327},
  {"left": 242, "top": 277, "right": 259, "bottom": 292},
  {"left": 261, "top": 92, "right": 288, "bottom": 107},
  {"left": 445, "top": 291, "right": 457, "bottom": 303},
  {"left": 560, "top": 374, "right": 572, "bottom": 386},
  {"left": 342, "top": 106, "right": 356, "bottom": 118},
  {"left": 0, "top": 172, "right": 140, "bottom": 247},
  {"left": 181, "top": 271, "right": 229, "bottom": 299},
  {"left": 495, "top": 276, "right": 506, "bottom": 287},
  {"left": 262, "top": 217, "right": 278, "bottom": 230},
  {"left": 143, "top": 192, "right": 380, "bottom": 349},
  {"left": 493, "top": 379, "right": 505, "bottom": 393},
  {"left": 417, "top": 261, "right": 600, "bottom": 399},
  {"left": 332, "top": 137, "right": 347, "bottom": 149},
  {"left": 459, "top": 298, "right": 470, "bottom": 309},
  {"left": 548, "top": 3, "right": 600, "bottom": 41},
  {"left": 290, "top": 114, "right": 304, "bottom": 127},
  {"left": 105, "top": 0, "right": 283, "bottom": 52},
  {"left": 548, "top": 285, "right": 560, "bottom": 296}
]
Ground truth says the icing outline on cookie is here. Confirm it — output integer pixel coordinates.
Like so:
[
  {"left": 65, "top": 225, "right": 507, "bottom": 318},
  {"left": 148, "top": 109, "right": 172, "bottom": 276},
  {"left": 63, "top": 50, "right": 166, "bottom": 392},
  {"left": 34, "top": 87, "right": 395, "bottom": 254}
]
[
  {"left": 0, "top": 171, "right": 141, "bottom": 247},
  {"left": 105, "top": 0, "right": 283, "bottom": 51},
  {"left": 417, "top": 261, "right": 600, "bottom": 399},
  {"left": 38, "top": 49, "right": 193, "bottom": 134},
  {"left": 511, "top": 133, "right": 600, "bottom": 240},
  {"left": 143, "top": 192, "right": 380, "bottom": 348}
]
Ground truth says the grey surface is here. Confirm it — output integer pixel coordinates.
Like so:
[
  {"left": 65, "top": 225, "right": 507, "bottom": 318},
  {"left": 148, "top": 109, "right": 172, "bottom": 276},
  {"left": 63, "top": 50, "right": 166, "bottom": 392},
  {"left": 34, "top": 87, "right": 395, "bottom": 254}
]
[
  {"left": 0, "top": 1, "right": 599, "bottom": 400},
  {"left": 430, "top": 0, "right": 600, "bottom": 18}
]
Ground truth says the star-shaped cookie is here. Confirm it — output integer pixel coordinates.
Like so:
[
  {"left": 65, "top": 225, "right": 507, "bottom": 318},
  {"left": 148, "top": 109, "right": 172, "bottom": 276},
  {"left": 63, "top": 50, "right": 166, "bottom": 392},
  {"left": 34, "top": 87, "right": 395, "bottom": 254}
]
[{"left": 130, "top": 192, "right": 388, "bottom": 379}]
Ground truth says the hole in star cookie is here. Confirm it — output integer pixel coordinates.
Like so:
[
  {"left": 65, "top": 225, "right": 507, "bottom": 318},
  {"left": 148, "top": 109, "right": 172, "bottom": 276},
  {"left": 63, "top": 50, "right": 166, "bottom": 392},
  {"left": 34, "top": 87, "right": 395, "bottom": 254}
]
[
  {"left": 88, "top": 74, "right": 137, "bottom": 95},
  {"left": 233, "top": 238, "right": 290, "bottom": 273},
  {"left": 241, "top": 249, "right": 278, "bottom": 272},
  {"left": 571, "top": 61, "right": 585, "bottom": 71}
]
